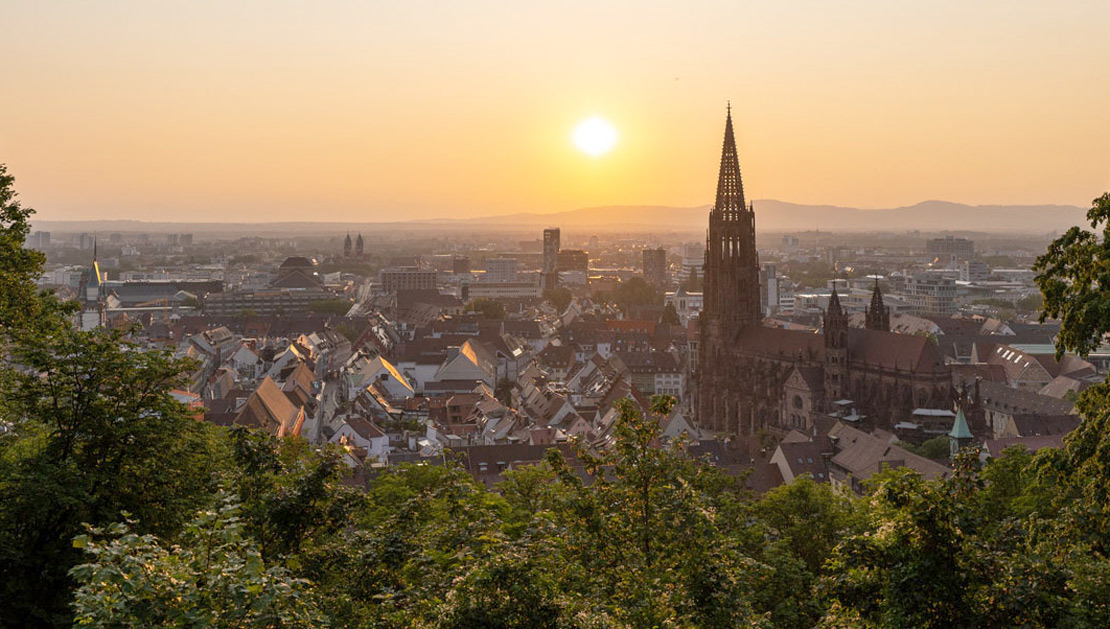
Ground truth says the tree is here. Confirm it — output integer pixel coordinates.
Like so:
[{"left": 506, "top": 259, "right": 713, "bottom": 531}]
[
  {"left": 1016, "top": 292, "right": 1043, "bottom": 313},
  {"left": 0, "top": 164, "right": 71, "bottom": 337},
  {"left": 308, "top": 298, "right": 353, "bottom": 316},
  {"left": 604, "top": 276, "right": 661, "bottom": 315},
  {"left": 71, "top": 497, "right": 326, "bottom": 627},
  {"left": 748, "top": 477, "right": 863, "bottom": 628},
  {"left": 467, "top": 297, "right": 506, "bottom": 320},
  {"left": 0, "top": 329, "right": 226, "bottom": 625},
  {"left": 542, "top": 286, "right": 573, "bottom": 313},
  {"left": 660, "top": 302, "right": 681, "bottom": 326},
  {"left": 539, "top": 397, "right": 768, "bottom": 627},
  {"left": 899, "top": 435, "right": 951, "bottom": 460},
  {"left": 1035, "top": 192, "right": 1110, "bottom": 358},
  {"left": 0, "top": 168, "right": 226, "bottom": 624}
]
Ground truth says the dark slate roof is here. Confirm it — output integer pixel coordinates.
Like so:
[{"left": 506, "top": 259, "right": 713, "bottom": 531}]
[
  {"left": 345, "top": 415, "right": 386, "bottom": 440},
  {"left": 735, "top": 326, "right": 825, "bottom": 361},
  {"left": 1011, "top": 414, "right": 1079, "bottom": 437},
  {"left": 777, "top": 440, "right": 830, "bottom": 481},
  {"left": 978, "top": 380, "right": 1075, "bottom": 415},
  {"left": 846, "top": 328, "right": 947, "bottom": 373},
  {"left": 279, "top": 256, "right": 315, "bottom": 270},
  {"left": 985, "top": 434, "right": 1065, "bottom": 458},
  {"left": 795, "top": 365, "right": 825, "bottom": 391},
  {"left": 271, "top": 269, "right": 322, "bottom": 289},
  {"left": 613, "top": 350, "right": 680, "bottom": 373}
]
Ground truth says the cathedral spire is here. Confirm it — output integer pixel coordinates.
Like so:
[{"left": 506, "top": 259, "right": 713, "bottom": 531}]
[
  {"left": 827, "top": 287, "right": 843, "bottom": 316},
  {"left": 866, "top": 277, "right": 890, "bottom": 331},
  {"left": 714, "top": 105, "right": 747, "bottom": 218}
]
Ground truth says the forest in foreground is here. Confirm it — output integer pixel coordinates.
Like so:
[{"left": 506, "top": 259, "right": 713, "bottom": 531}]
[{"left": 6, "top": 165, "right": 1110, "bottom": 627}]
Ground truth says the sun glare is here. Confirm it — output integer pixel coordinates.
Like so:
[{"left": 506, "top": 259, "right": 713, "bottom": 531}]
[{"left": 573, "top": 117, "right": 618, "bottom": 157}]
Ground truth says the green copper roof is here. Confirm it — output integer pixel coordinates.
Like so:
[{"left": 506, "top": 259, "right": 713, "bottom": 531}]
[{"left": 949, "top": 407, "right": 973, "bottom": 440}]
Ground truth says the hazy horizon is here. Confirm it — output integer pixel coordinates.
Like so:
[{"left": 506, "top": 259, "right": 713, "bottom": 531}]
[{"left": 3, "top": 1, "right": 1109, "bottom": 223}]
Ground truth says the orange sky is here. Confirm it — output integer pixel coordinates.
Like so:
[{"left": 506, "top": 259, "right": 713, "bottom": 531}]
[{"left": 2, "top": 1, "right": 1109, "bottom": 222}]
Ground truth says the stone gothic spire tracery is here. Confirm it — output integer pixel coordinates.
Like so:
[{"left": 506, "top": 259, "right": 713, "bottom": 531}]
[
  {"left": 702, "top": 105, "right": 761, "bottom": 329},
  {"left": 866, "top": 278, "right": 890, "bottom": 331}
]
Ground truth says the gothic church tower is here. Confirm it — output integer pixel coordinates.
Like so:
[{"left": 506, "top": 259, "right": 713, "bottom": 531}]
[
  {"left": 823, "top": 289, "right": 849, "bottom": 401},
  {"left": 697, "top": 106, "right": 763, "bottom": 431}
]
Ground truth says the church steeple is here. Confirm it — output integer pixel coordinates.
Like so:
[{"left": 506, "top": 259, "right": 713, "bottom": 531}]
[
  {"left": 824, "top": 287, "right": 849, "bottom": 401},
  {"left": 714, "top": 103, "right": 748, "bottom": 219},
  {"left": 824, "top": 288, "right": 848, "bottom": 345},
  {"left": 701, "top": 105, "right": 761, "bottom": 329},
  {"left": 866, "top": 277, "right": 890, "bottom": 332},
  {"left": 343, "top": 233, "right": 352, "bottom": 256},
  {"left": 698, "top": 105, "right": 764, "bottom": 433},
  {"left": 949, "top": 407, "right": 974, "bottom": 458}
]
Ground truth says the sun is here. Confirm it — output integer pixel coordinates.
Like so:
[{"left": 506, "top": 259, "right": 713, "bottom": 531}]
[{"left": 572, "top": 117, "right": 618, "bottom": 157}]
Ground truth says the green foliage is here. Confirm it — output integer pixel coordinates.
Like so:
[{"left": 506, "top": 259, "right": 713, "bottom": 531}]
[
  {"left": 309, "top": 297, "right": 354, "bottom": 315},
  {"left": 222, "top": 428, "right": 362, "bottom": 560},
  {"left": 334, "top": 320, "right": 364, "bottom": 345},
  {"left": 0, "top": 323, "right": 226, "bottom": 624},
  {"left": 598, "top": 276, "right": 662, "bottom": 314},
  {"left": 1034, "top": 192, "right": 1110, "bottom": 357},
  {"left": 71, "top": 497, "right": 326, "bottom": 627},
  {"left": 542, "top": 286, "right": 573, "bottom": 313},
  {"left": 1016, "top": 292, "right": 1044, "bottom": 313},
  {"left": 467, "top": 297, "right": 507, "bottom": 320},
  {"left": 0, "top": 164, "right": 73, "bottom": 336},
  {"left": 536, "top": 397, "right": 770, "bottom": 627},
  {"left": 899, "top": 435, "right": 951, "bottom": 460}
]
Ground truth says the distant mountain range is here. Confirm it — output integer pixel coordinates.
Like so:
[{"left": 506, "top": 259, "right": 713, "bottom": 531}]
[
  {"left": 441, "top": 200, "right": 1088, "bottom": 234},
  {"left": 32, "top": 200, "right": 1088, "bottom": 235}
]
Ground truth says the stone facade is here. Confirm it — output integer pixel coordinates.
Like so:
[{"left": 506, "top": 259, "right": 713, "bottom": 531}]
[{"left": 696, "top": 109, "right": 952, "bottom": 435}]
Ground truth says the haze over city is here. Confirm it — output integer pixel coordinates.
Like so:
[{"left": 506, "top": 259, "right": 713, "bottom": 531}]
[
  {"left": 9, "top": 2, "right": 1110, "bottom": 626},
  {"left": 3, "top": 0, "right": 1109, "bottom": 223}
]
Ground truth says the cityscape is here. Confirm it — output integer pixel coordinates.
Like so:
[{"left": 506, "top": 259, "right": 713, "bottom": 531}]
[{"left": 3, "top": 1, "right": 1110, "bottom": 627}]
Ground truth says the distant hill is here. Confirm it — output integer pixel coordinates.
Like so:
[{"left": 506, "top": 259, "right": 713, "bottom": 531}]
[
  {"left": 31, "top": 200, "right": 1088, "bottom": 235},
  {"left": 446, "top": 200, "right": 1088, "bottom": 234}
]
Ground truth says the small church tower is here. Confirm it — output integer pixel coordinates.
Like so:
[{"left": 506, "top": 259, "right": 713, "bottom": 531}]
[
  {"left": 355, "top": 233, "right": 364, "bottom": 257},
  {"left": 824, "top": 288, "right": 849, "bottom": 401},
  {"left": 865, "top": 278, "right": 890, "bottom": 332},
  {"left": 343, "top": 233, "right": 352, "bottom": 257},
  {"left": 949, "top": 407, "right": 974, "bottom": 459}
]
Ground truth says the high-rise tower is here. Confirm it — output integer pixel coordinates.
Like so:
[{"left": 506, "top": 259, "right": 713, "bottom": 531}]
[{"left": 542, "top": 227, "right": 561, "bottom": 289}]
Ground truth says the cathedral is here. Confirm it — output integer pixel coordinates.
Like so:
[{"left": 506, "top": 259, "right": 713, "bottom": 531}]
[{"left": 696, "top": 108, "right": 952, "bottom": 436}]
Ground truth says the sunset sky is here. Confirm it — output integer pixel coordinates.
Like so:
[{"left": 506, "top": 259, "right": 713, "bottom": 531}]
[{"left": 2, "top": 1, "right": 1109, "bottom": 222}]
